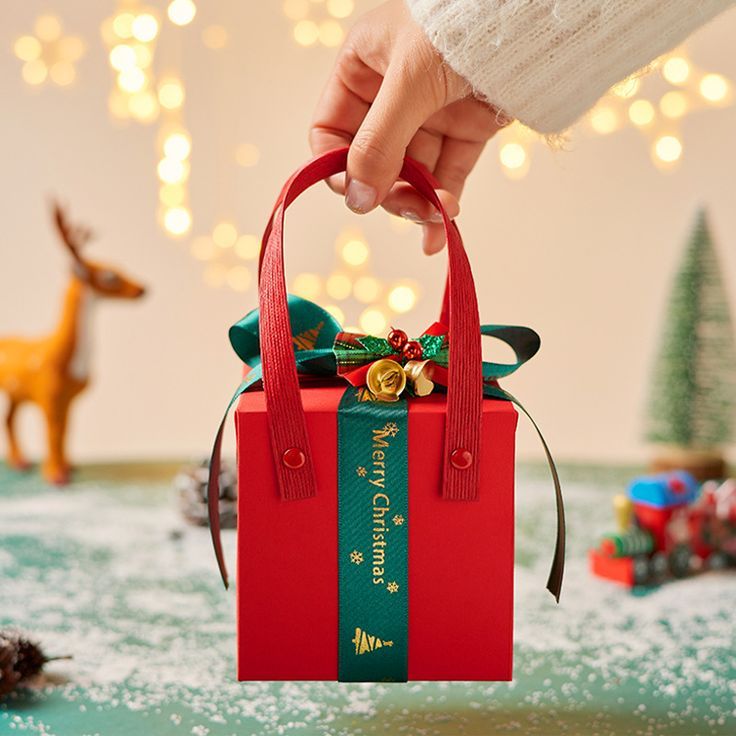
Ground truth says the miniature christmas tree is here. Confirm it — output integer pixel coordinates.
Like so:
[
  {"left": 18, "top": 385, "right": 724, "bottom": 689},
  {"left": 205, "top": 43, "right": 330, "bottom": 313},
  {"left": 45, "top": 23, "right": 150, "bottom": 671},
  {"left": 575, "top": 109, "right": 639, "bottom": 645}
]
[{"left": 646, "top": 209, "right": 736, "bottom": 479}]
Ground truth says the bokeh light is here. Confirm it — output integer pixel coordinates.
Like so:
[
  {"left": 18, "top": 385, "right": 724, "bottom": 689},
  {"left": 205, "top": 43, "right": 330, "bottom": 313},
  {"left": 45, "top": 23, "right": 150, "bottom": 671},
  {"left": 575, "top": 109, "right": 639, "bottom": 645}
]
[
  {"left": 158, "top": 79, "right": 185, "bottom": 109},
  {"left": 653, "top": 135, "right": 683, "bottom": 163},
  {"left": 164, "top": 206, "right": 192, "bottom": 236},
  {"left": 360, "top": 308, "right": 387, "bottom": 335},
  {"left": 168, "top": 0, "right": 197, "bottom": 26},
  {"left": 387, "top": 285, "right": 417, "bottom": 314},
  {"left": 340, "top": 238, "right": 369, "bottom": 267},
  {"left": 213, "top": 221, "right": 238, "bottom": 248},
  {"left": 662, "top": 57, "right": 690, "bottom": 85},
  {"left": 699, "top": 73, "right": 729, "bottom": 103},
  {"left": 628, "top": 99, "right": 655, "bottom": 127},
  {"left": 326, "top": 273, "right": 352, "bottom": 300},
  {"left": 235, "top": 234, "right": 260, "bottom": 260}
]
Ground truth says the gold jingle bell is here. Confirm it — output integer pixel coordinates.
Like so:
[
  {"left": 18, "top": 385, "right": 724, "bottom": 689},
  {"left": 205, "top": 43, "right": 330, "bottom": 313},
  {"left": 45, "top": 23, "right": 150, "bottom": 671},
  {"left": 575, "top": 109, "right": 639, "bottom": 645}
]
[
  {"left": 366, "top": 358, "right": 406, "bottom": 402},
  {"left": 403, "top": 359, "right": 435, "bottom": 397}
]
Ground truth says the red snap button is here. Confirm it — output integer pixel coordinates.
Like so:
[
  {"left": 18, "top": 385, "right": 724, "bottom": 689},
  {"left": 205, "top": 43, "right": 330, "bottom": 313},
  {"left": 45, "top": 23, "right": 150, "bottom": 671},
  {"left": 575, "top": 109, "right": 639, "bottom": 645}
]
[
  {"left": 450, "top": 448, "right": 473, "bottom": 470},
  {"left": 282, "top": 447, "right": 306, "bottom": 469}
]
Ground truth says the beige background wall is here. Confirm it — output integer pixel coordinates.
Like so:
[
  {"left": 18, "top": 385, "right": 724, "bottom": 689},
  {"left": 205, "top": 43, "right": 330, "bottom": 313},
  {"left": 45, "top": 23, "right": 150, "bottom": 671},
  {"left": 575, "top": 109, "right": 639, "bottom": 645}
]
[{"left": 1, "top": 1, "right": 735, "bottom": 465}]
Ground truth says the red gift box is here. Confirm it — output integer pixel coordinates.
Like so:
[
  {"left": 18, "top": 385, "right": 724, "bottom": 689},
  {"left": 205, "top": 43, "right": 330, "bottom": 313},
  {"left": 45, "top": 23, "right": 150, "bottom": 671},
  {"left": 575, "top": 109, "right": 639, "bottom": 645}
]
[
  {"left": 234, "top": 386, "right": 518, "bottom": 681},
  {"left": 207, "top": 148, "right": 564, "bottom": 683}
]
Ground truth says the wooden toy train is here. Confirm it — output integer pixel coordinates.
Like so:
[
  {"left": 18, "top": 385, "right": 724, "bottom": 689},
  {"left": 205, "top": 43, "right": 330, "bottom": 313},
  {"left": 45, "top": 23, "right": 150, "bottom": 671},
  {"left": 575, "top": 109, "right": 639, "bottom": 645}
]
[{"left": 590, "top": 471, "right": 736, "bottom": 588}]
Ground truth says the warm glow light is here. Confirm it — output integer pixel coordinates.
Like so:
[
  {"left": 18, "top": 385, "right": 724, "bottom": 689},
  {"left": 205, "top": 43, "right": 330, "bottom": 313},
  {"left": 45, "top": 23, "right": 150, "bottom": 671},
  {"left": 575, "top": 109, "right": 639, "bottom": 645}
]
[
  {"left": 163, "top": 132, "right": 191, "bottom": 160},
  {"left": 235, "top": 143, "right": 260, "bottom": 167},
  {"left": 326, "top": 273, "right": 352, "bottom": 300},
  {"left": 160, "top": 183, "right": 186, "bottom": 207},
  {"left": 699, "top": 73, "right": 729, "bottom": 102},
  {"left": 132, "top": 13, "right": 159, "bottom": 42},
  {"left": 35, "top": 15, "right": 62, "bottom": 42},
  {"left": 49, "top": 62, "right": 76, "bottom": 86},
  {"left": 164, "top": 206, "right": 192, "bottom": 235},
  {"left": 319, "top": 20, "right": 343, "bottom": 47},
  {"left": 227, "top": 266, "right": 252, "bottom": 292},
  {"left": 112, "top": 13, "right": 135, "bottom": 39},
  {"left": 325, "top": 304, "right": 346, "bottom": 325},
  {"left": 168, "top": 0, "right": 197, "bottom": 26},
  {"left": 213, "top": 221, "right": 238, "bottom": 248},
  {"left": 110, "top": 44, "right": 137, "bottom": 71},
  {"left": 341, "top": 238, "right": 369, "bottom": 266},
  {"left": 612, "top": 77, "right": 640, "bottom": 99},
  {"left": 235, "top": 234, "right": 260, "bottom": 260},
  {"left": 293, "top": 273, "right": 322, "bottom": 299},
  {"left": 387, "top": 285, "right": 417, "bottom": 314},
  {"left": 14, "top": 36, "right": 42, "bottom": 62},
  {"left": 353, "top": 276, "right": 381, "bottom": 303},
  {"left": 283, "top": 0, "right": 310, "bottom": 21},
  {"left": 22, "top": 60, "right": 48, "bottom": 86},
  {"left": 158, "top": 157, "right": 187, "bottom": 183},
  {"left": 659, "top": 91, "right": 689, "bottom": 119},
  {"left": 499, "top": 142, "right": 526, "bottom": 169},
  {"left": 191, "top": 236, "right": 215, "bottom": 261},
  {"left": 662, "top": 57, "right": 690, "bottom": 85},
  {"left": 128, "top": 91, "right": 158, "bottom": 121},
  {"left": 654, "top": 135, "right": 682, "bottom": 163},
  {"left": 360, "top": 308, "right": 387, "bottom": 335},
  {"left": 628, "top": 99, "right": 655, "bottom": 127},
  {"left": 294, "top": 20, "right": 320, "bottom": 46},
  {"left": 59, "top": 36, "right": 86, "bottom": 61},
  {"left": 158, "top": 79, "right": 185, "bottom": 109},
  {"left": 202, "top": 25, "right": 229, "bottom": 49},
  {"left": 118, "top": 67, "right": 146, "bottom": 93},
  {"left": 327, "top": 0, "right": 354, "bottom": 18},
  {"left": 204, "top": 262, "right": 227, "bottom": 288},
  {"left": 589, "top": 106, "right": 619, "bottom": 134},
  {"left": 133, "top": 43, "right": 153, "bottom": 68}
]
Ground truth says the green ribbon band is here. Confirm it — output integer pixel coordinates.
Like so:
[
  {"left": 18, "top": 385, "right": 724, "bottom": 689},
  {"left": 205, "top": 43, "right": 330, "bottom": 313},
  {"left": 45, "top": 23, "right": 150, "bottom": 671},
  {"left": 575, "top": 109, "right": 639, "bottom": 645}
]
[{"left": 338, "top": 388, "right": 409, "bottom": 682}]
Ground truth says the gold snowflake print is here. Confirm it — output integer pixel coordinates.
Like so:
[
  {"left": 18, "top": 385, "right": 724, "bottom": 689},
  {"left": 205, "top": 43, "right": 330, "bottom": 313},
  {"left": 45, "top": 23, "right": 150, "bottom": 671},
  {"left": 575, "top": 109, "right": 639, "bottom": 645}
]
[
  {"left": 356, "top": 466, "right": 367, "bottom": 477},
  {"left": 383, "top": 422, "right": 399, "bottom": 437},
  {"left": 350, "top": 550, "right": 364, "bottom": 565},
  {"left": 386, "top": 581, "right": 399, "bottom": 593},
  {"left": 392, "top": 514, "right": 405, "bottom": 526}
]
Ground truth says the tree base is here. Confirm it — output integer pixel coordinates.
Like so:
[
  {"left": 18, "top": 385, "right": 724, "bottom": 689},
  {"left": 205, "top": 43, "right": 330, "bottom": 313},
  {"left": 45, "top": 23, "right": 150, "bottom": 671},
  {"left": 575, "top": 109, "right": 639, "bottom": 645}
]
[{"left": 649, "top": 447, "right": 728, "bottom": 483}]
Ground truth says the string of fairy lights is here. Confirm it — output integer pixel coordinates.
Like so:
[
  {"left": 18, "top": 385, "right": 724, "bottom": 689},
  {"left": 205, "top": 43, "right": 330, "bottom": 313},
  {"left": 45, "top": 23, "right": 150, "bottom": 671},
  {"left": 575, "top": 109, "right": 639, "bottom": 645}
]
[
  {"left": 497, "top": 51, "right": 733, "bottom": 178},
  {"left": 11, "top": 1, "right": 735, "bottom": 331}
]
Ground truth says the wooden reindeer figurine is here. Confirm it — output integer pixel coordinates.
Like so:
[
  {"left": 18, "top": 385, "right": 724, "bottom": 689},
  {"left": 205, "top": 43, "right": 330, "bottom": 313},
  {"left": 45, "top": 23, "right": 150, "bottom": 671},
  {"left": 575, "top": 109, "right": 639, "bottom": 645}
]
[{"left": 0, "top": 203, "right": 145, "bottom": 484}]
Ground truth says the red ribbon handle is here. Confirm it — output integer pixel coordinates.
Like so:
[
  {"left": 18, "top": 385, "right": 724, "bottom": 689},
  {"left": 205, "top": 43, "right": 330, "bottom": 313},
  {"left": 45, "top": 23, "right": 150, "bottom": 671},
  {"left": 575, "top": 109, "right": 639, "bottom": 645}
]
[{"left": 258, "top": 147, "right": 483, "bottom": 502}]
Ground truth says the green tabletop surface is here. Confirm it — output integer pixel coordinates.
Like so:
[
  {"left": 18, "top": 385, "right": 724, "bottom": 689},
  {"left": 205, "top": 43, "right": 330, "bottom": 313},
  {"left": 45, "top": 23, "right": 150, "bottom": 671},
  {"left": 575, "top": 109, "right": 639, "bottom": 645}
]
[{"left": 1, "top": 461, "right": 734, "bottom": 736}]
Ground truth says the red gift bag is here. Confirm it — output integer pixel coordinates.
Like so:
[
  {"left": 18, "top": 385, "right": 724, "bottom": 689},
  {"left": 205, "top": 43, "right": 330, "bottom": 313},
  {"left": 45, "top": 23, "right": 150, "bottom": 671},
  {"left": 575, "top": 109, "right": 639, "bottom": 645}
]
[{"left": 208, "top": 148, "right": 564, "bottom": 682}]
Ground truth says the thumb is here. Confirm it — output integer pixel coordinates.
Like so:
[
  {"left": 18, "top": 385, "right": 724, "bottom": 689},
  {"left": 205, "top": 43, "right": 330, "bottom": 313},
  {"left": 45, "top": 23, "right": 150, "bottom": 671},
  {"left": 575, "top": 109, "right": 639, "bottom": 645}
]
[{"left": 345, "top": 61, "right": 441, "bottom": 214}]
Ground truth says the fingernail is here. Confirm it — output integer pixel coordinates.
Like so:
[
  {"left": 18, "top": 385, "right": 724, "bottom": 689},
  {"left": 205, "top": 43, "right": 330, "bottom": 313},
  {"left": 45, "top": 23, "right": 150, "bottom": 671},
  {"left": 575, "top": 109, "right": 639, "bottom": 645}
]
[
  {"left": 345, "top": 180, "right": 377, "bottom": 214},
  {"left": 400, "top": 209, "right": 425, "bottom": 224},
  {"left": 428, "top": 209, "right": 444, "bottom": 223}
]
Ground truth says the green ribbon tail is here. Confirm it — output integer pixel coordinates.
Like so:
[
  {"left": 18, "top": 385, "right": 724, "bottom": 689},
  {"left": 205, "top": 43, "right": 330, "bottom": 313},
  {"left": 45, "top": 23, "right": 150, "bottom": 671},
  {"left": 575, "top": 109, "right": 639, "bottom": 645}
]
[
  {"left": 337, "top": 388, "right": 409, "bottom": 682},
  {"left": 207, "top": 375, "right": 261, "bottom": 589},
  {"left": 485, "top": 384, "right": 565, "bottom": 602}
]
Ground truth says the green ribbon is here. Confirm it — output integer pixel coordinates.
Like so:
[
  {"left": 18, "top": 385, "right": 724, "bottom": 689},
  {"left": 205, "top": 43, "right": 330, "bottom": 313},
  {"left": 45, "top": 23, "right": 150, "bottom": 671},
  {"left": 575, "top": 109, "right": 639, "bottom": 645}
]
[{"left": 338, "top": 389, "right": 409, "bottom": 682}]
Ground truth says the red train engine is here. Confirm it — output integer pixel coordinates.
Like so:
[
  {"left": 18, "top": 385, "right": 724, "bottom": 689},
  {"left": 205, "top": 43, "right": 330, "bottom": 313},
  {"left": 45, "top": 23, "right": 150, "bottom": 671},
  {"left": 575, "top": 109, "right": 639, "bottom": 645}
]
[{"left": 590, "top": 472, "right": 736, "bottom": 588}]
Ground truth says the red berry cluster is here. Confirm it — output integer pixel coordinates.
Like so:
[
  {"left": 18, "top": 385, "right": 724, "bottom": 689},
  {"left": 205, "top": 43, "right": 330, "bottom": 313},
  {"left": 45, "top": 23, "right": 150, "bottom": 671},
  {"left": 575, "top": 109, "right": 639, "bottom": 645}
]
[{"left": 388, "top": 329, "right": 422, "bottom": 362}]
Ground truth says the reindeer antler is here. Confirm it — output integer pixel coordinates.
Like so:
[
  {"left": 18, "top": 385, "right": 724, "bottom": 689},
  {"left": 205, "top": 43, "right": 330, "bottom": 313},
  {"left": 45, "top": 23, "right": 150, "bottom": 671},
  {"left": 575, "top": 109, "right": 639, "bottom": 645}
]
[{"left": 52, "top": 200, "right": 94, "bottom": 262}]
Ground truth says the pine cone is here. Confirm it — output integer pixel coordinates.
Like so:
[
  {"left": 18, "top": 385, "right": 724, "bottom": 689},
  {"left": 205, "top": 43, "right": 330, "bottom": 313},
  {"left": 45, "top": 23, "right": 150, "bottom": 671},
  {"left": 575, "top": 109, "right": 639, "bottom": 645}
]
[
  {"left": 13, "top": 637, "right": 47, "bottom": 682},
  {"left": 0, "top": 635, "right": 21, "bottom": 698}
]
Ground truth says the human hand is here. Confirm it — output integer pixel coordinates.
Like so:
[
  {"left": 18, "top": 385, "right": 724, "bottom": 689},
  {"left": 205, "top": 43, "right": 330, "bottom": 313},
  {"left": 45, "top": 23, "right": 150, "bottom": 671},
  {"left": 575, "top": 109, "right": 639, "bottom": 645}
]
[{"left": 310, "top": 0, "right": 507, "bottom": 254}]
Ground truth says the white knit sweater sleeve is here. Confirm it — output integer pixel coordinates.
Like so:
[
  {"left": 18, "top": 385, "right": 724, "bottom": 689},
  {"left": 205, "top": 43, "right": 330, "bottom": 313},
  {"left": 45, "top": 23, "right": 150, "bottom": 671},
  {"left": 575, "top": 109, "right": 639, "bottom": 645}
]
[{"left": 406, "top": 0, "right": 734, "bottom": 134}]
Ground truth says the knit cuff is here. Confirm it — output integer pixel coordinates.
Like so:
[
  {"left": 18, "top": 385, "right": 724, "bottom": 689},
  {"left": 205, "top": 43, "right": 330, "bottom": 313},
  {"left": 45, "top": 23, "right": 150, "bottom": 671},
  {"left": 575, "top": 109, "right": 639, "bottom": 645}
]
[{"left": 407, "top": 0, "right": 731, "bottom": 134}]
